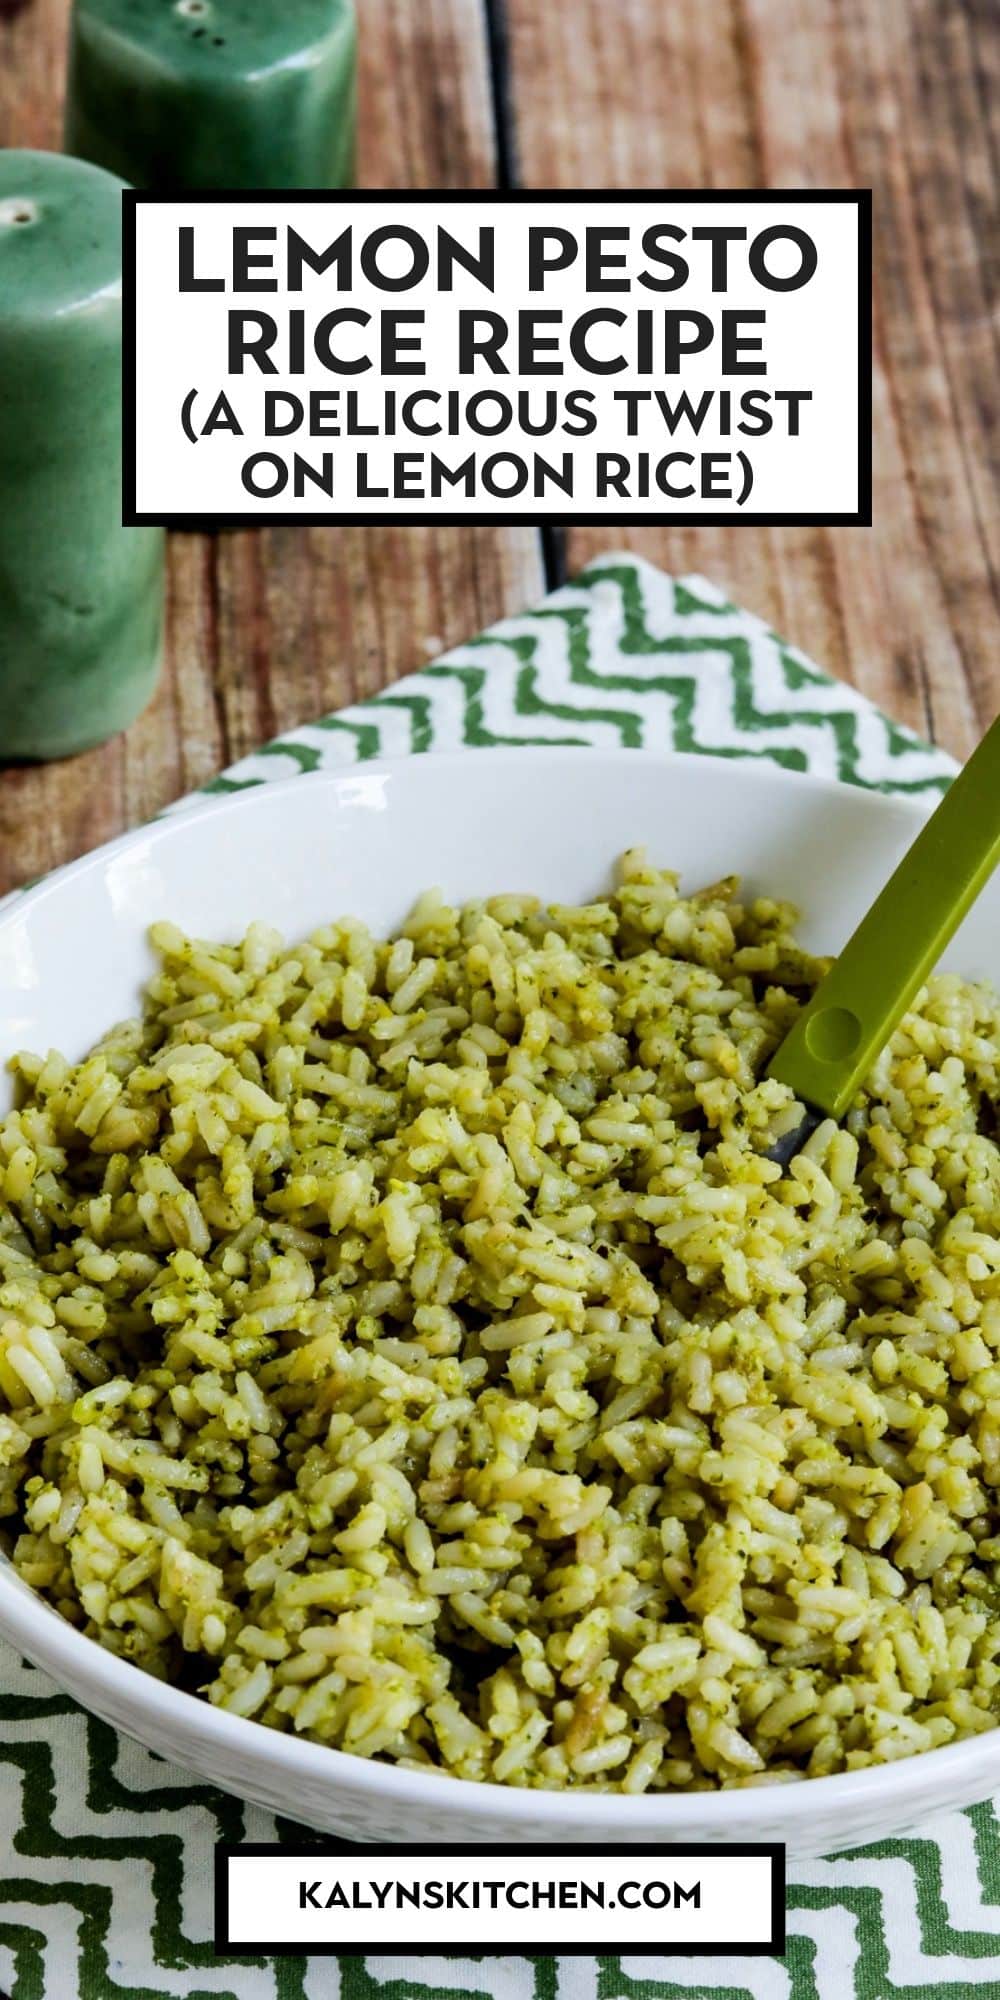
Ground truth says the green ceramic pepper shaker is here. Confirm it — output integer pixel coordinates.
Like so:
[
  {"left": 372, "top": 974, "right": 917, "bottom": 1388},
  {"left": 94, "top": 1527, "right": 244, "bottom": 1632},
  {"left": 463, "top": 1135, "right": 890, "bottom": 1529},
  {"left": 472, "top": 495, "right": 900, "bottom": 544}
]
[
  {"left": 0, "top": 152, "right": 164, "bottom": 763},
  {"left": 65, "top": 0, "right": 358, "bottom": 191}
]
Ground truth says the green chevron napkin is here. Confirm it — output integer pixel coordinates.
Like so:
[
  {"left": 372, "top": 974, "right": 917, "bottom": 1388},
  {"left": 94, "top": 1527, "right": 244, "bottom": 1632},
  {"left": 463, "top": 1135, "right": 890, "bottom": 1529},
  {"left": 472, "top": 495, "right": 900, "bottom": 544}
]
[{"left": 3, "top": 551, "right": 994, "bottom": 2000}]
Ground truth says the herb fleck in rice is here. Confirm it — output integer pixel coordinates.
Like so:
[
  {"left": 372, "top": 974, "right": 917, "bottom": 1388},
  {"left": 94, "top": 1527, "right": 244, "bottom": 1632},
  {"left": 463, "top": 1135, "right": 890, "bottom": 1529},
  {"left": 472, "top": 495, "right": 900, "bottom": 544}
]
[{"left": 3, "top": 851, "right": 1000, "bottom": 1791}]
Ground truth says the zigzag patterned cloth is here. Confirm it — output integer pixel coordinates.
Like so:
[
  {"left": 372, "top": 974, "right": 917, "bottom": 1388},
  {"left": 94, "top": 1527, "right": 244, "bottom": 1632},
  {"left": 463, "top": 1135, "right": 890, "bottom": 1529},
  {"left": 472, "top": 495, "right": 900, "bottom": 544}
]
[{"left": 4, "top": 551, "right": 995, "bottom": 2000}]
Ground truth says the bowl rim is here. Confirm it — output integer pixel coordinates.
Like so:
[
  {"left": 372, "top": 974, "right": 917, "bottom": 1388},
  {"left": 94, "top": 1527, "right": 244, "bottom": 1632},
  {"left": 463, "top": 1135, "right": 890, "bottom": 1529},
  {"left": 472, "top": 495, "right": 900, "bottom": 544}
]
[
  {"left": 2, "top": 741, "right": 985, "bottom": 1832},
  {"left": 1, "top": 742, "right": 939, "bottom": 931}
]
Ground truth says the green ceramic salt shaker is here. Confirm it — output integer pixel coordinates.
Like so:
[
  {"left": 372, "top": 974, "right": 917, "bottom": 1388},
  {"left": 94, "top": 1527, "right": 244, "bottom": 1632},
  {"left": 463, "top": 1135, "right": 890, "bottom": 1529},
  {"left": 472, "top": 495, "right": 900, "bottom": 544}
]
[
  {"left": 65, "top": 0, "right": 358, "bottom": 191},
  {"left": 0, "top": 152, "right": 164, "bottom": 763}
]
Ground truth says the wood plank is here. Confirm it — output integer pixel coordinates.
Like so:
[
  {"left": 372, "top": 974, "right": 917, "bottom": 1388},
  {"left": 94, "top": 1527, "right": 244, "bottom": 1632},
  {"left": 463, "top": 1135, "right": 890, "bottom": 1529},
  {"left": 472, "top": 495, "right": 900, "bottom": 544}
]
[
  {"left": 503, "top": 0, "right": 999, "bottom": 761},
  {"left": 0, "top": 0, "right": 544, "bottom": 895}
]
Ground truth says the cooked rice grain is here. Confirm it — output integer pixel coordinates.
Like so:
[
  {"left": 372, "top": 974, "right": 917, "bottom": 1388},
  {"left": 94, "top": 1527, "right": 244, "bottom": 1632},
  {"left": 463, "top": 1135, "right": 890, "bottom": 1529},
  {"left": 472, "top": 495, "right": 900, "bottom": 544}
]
[{"left": 4, "top": 851, "right": 1000, "bottom": 1791}]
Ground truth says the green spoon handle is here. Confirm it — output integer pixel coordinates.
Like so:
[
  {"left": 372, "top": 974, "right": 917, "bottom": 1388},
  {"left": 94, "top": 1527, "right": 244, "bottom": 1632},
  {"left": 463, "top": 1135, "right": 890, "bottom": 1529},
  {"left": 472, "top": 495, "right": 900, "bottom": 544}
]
[{"left": 767, "top": 714, "right": 1000, "bottom": 1119}]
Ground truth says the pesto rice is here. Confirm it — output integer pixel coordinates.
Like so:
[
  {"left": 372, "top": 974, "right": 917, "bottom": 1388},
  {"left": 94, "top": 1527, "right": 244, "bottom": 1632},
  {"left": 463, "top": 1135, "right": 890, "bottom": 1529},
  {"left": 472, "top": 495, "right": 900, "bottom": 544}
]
[{"left": 3, "top": 850, "right": 1000, "bottom": 1793}]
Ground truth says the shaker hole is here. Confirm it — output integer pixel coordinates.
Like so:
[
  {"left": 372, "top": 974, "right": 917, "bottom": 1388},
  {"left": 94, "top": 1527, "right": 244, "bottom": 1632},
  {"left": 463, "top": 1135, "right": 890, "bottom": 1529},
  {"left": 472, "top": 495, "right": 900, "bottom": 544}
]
[{"left": 0, "top": 198, "right": 37, "bottom": 227}]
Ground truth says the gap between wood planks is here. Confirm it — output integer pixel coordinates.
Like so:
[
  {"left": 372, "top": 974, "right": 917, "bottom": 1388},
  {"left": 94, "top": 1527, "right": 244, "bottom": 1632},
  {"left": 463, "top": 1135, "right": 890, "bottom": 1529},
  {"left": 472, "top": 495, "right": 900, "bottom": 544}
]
[{"left": 482, "top": 0, "right": 568, "bottom": 592}]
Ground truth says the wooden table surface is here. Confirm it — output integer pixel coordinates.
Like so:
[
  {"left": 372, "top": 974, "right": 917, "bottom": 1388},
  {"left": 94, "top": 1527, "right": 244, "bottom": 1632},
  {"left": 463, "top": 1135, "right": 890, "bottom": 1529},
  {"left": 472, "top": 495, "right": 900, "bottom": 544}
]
[{"left": 1, "top": 0, "right": 997, "bottom": 896}]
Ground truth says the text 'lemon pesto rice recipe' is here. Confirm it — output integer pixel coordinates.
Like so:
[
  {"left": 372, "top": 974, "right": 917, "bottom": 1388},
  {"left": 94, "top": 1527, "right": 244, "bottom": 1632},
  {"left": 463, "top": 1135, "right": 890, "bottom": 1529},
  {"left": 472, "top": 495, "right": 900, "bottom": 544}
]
[{"left": 3, "top": 852, "right": 1000, "bottom": 1792}]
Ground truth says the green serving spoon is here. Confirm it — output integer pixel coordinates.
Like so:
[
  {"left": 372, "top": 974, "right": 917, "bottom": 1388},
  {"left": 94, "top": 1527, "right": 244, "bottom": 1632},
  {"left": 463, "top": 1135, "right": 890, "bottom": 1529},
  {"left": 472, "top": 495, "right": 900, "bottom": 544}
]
[{"left": 766, "top": 713, "right": 1000, "bottom": 1165}]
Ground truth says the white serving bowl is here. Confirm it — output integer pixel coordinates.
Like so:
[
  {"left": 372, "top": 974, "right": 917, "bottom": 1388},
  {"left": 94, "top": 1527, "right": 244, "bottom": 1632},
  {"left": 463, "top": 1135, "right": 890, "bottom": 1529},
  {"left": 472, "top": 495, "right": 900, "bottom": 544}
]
[{"left": 0, "top": 746, "right": 993, "bottom": 1859}]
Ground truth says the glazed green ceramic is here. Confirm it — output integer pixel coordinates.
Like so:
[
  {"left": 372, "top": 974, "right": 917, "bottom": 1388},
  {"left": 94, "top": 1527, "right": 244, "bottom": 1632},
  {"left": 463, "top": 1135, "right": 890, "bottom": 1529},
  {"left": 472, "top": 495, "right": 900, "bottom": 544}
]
[
  {"left": 0, "top": 152, "right": 164, "bottom": 764},
  {"left": 65, "top": 0, "right": 357, "bottom": 191},
  {"left": 769, "top": 712, "right": 1000, "bottom": 1117}
]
